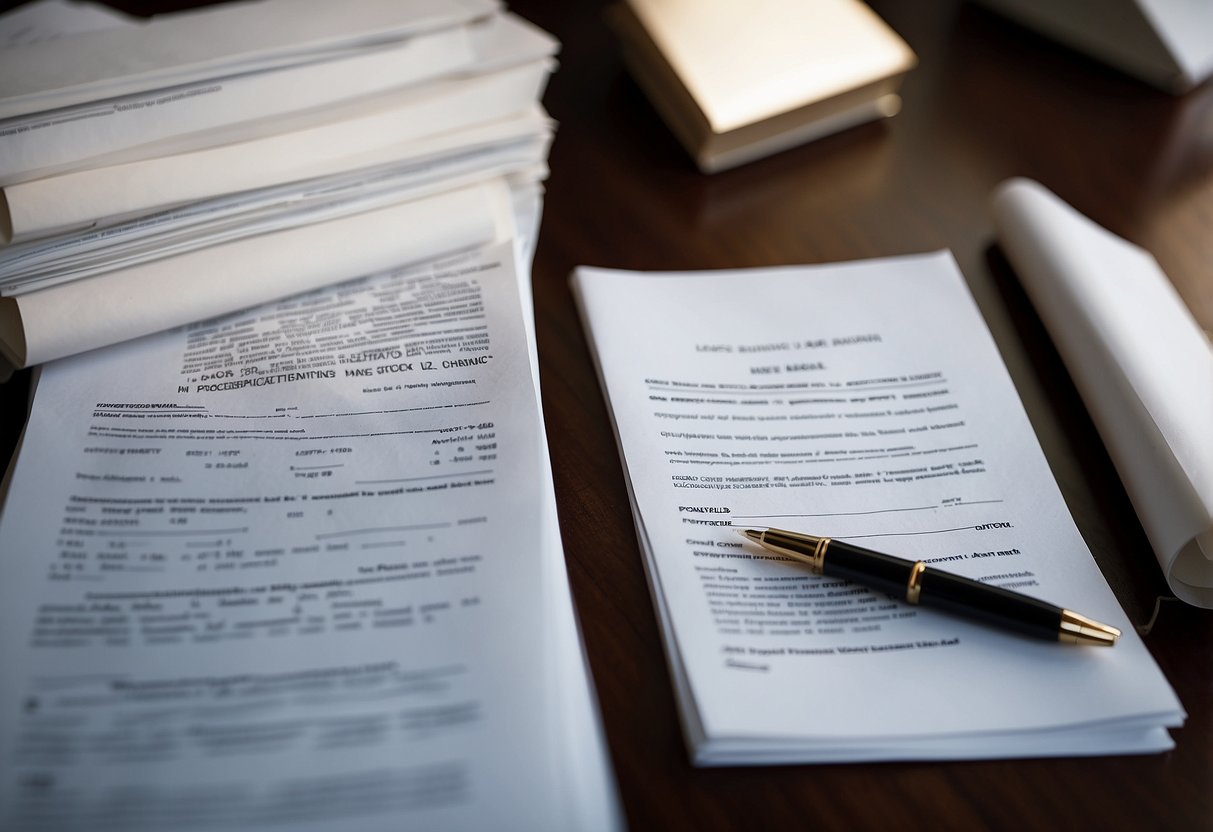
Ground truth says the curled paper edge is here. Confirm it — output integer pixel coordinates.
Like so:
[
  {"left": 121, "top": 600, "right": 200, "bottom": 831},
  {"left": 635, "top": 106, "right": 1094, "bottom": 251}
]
[{"left": 991, "top": 177, "right": 1213, "bottom": 608}]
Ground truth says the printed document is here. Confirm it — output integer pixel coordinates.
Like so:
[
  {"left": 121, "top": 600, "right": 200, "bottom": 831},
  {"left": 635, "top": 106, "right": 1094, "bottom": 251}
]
[
  {"left": 0, "top": 243, "right": 618, "bottom": 830},
  {"left": 572, "top": 252, "right": 1183, "bottom": 764}
]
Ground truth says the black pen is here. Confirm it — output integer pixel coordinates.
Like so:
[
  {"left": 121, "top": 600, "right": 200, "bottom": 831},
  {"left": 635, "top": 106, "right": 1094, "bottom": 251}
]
[{"left": 738, "top": 527, "right": 1120, "bottom": 646}]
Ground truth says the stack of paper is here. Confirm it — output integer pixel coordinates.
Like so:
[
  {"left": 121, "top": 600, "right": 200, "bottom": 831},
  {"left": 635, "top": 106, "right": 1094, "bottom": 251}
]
[
  {"left": 0, "top": 239, "right": 622, "bottom": 831},
  {"left": 0, "top": 0, "right": 559, "bottom": 369},
  {"left": 572, "top": 252, "right": 1183, "bottom": 763},
  {"left": 0, "top": 2, "right": 623, "bottom": 829}
]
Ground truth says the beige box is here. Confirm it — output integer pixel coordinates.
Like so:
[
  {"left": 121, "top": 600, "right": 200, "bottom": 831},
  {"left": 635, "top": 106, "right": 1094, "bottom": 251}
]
[{"left": 611, "top": 0, "right": 916, "bottom": 172}]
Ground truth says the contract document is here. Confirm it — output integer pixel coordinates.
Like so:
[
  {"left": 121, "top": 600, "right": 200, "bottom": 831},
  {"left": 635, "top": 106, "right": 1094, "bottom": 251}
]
[
  {"left": 572, "top": 252, "right": 1183, "bottom": 764},
  {"left": 0, "top": 242, "right": 619, "bottom": 830}
]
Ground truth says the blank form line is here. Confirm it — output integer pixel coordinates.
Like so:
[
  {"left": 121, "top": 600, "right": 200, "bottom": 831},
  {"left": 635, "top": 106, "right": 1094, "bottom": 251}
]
[
  {"left": 96, "top": 527, "right": 249, "bottom": 537},
  {"left": 839, "top": 525, "right": 992, "bottom": 540},
  {"left": 301, "top": 400, "right": 489, "bottom": 419},
  {"left": 730, "top": 518, "right": 1003, "bottom": 540},
  {"left": 315, "top": 522, "right": 451, "bottom": 540},
  {"left": 31, "top": 674, "right": 126, "bottom": 691},
  {"left": 732, "top": 506, "right": 938, "bottom": 520},
  {"left": 357, "top": 470, "right": 493, "bottom": 485}
]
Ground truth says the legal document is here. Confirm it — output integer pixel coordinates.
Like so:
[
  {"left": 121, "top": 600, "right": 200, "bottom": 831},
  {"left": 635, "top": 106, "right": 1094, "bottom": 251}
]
[
  {"left": 572, "top": 252, "right": 1183, "bottom": 764},
  {"left": 0, "top": 242, "right": 618, "bottom": 830}
]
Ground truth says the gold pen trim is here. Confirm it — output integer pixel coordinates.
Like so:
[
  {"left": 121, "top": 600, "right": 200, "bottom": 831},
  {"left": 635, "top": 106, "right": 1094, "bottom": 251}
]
[
  {"left": 742, "top": 528, "right": 829, "bottom": 573},
  {"left": 811, "top": 535, "right": 829, "bottom": 572},
  {"left": 1058, "top": 609, "right": 1121, "bottom": 646},
  {"left": 906, "top": 561, "right": 926, "bottom": 604}
]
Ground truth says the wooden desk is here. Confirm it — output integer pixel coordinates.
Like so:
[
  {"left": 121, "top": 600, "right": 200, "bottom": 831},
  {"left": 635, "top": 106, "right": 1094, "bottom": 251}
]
[
  {"left": 2, "top": 1, "right": 1210, "bottom": 829},
  {"left": 516, "top": 1, "right": 1212, "bottom": 829}
]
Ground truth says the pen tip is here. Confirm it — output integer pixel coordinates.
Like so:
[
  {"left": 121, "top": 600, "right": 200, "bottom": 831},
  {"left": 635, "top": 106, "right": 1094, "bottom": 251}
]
[
  {"left": 738, "top": 528, "right": 763, "bottom": 543},
  {"left": 1058, "top": 610, "right": 1121, "bottom": 646}
]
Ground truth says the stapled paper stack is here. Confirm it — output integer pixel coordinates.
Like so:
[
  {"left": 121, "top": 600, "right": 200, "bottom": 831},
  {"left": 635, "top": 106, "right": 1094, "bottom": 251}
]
[
  {"left": 0, "top": 3, "right": 623, "bottom": 830},
  {"left": 609, "top": 0, "right": 916, "bottom": 172},
  {"left": 0, "top": 0, "right": 559, "bottom": 370},
  {"left": 571, "top": 253, "right": 1184, "bottom": 764}
]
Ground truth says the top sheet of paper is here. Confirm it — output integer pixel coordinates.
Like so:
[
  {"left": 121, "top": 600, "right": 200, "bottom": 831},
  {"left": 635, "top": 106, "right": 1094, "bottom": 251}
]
[
  {"left": 0, "top": 0, "right": 497, "bottom": 119},
  {"left": 572, "top": 252, "right": 1181, "bottom": 761},
  {"left": 0, "top": 241, "right": 617, "bottom": 829}
]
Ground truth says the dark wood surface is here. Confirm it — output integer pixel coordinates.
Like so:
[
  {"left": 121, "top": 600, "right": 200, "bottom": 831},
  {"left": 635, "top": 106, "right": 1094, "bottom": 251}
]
[
  {"left": 3, "top": 1, "right": 1212, "bottom": 829},
  {"left": 515, "top": 1, "right": 1213, "bottom": 830}
]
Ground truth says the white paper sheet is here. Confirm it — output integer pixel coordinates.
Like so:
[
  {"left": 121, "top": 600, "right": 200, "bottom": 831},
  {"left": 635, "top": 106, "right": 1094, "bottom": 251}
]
[
  {"left": 0, "top": 24, "right": 476, "bottom": 186},
  {"left": 0, "top": 0, "right": 497, "bottom": 120},
  {"left": 572, "top": 252, "right": 1183, "bottom": 763},
  {"left": 510, "top": 191, "right": 624, "bottom": 832},
  {"left": 0, "top": 180, "right": 516, "bottom": 368},
  {"left": 0, "top": 123, "right": 552, "bottom": 293},
  {"left": 992, "top": 178, "right": 1213, "bottom": 607},
  {"left": 0, "top": 240, "right": 619, "bottom": 830},
  {"left": 0, "top": 0, "right": 132, "bottom": 48},
  {"left": 0, "top": 13, "right": 557, "bottom": 244}
]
